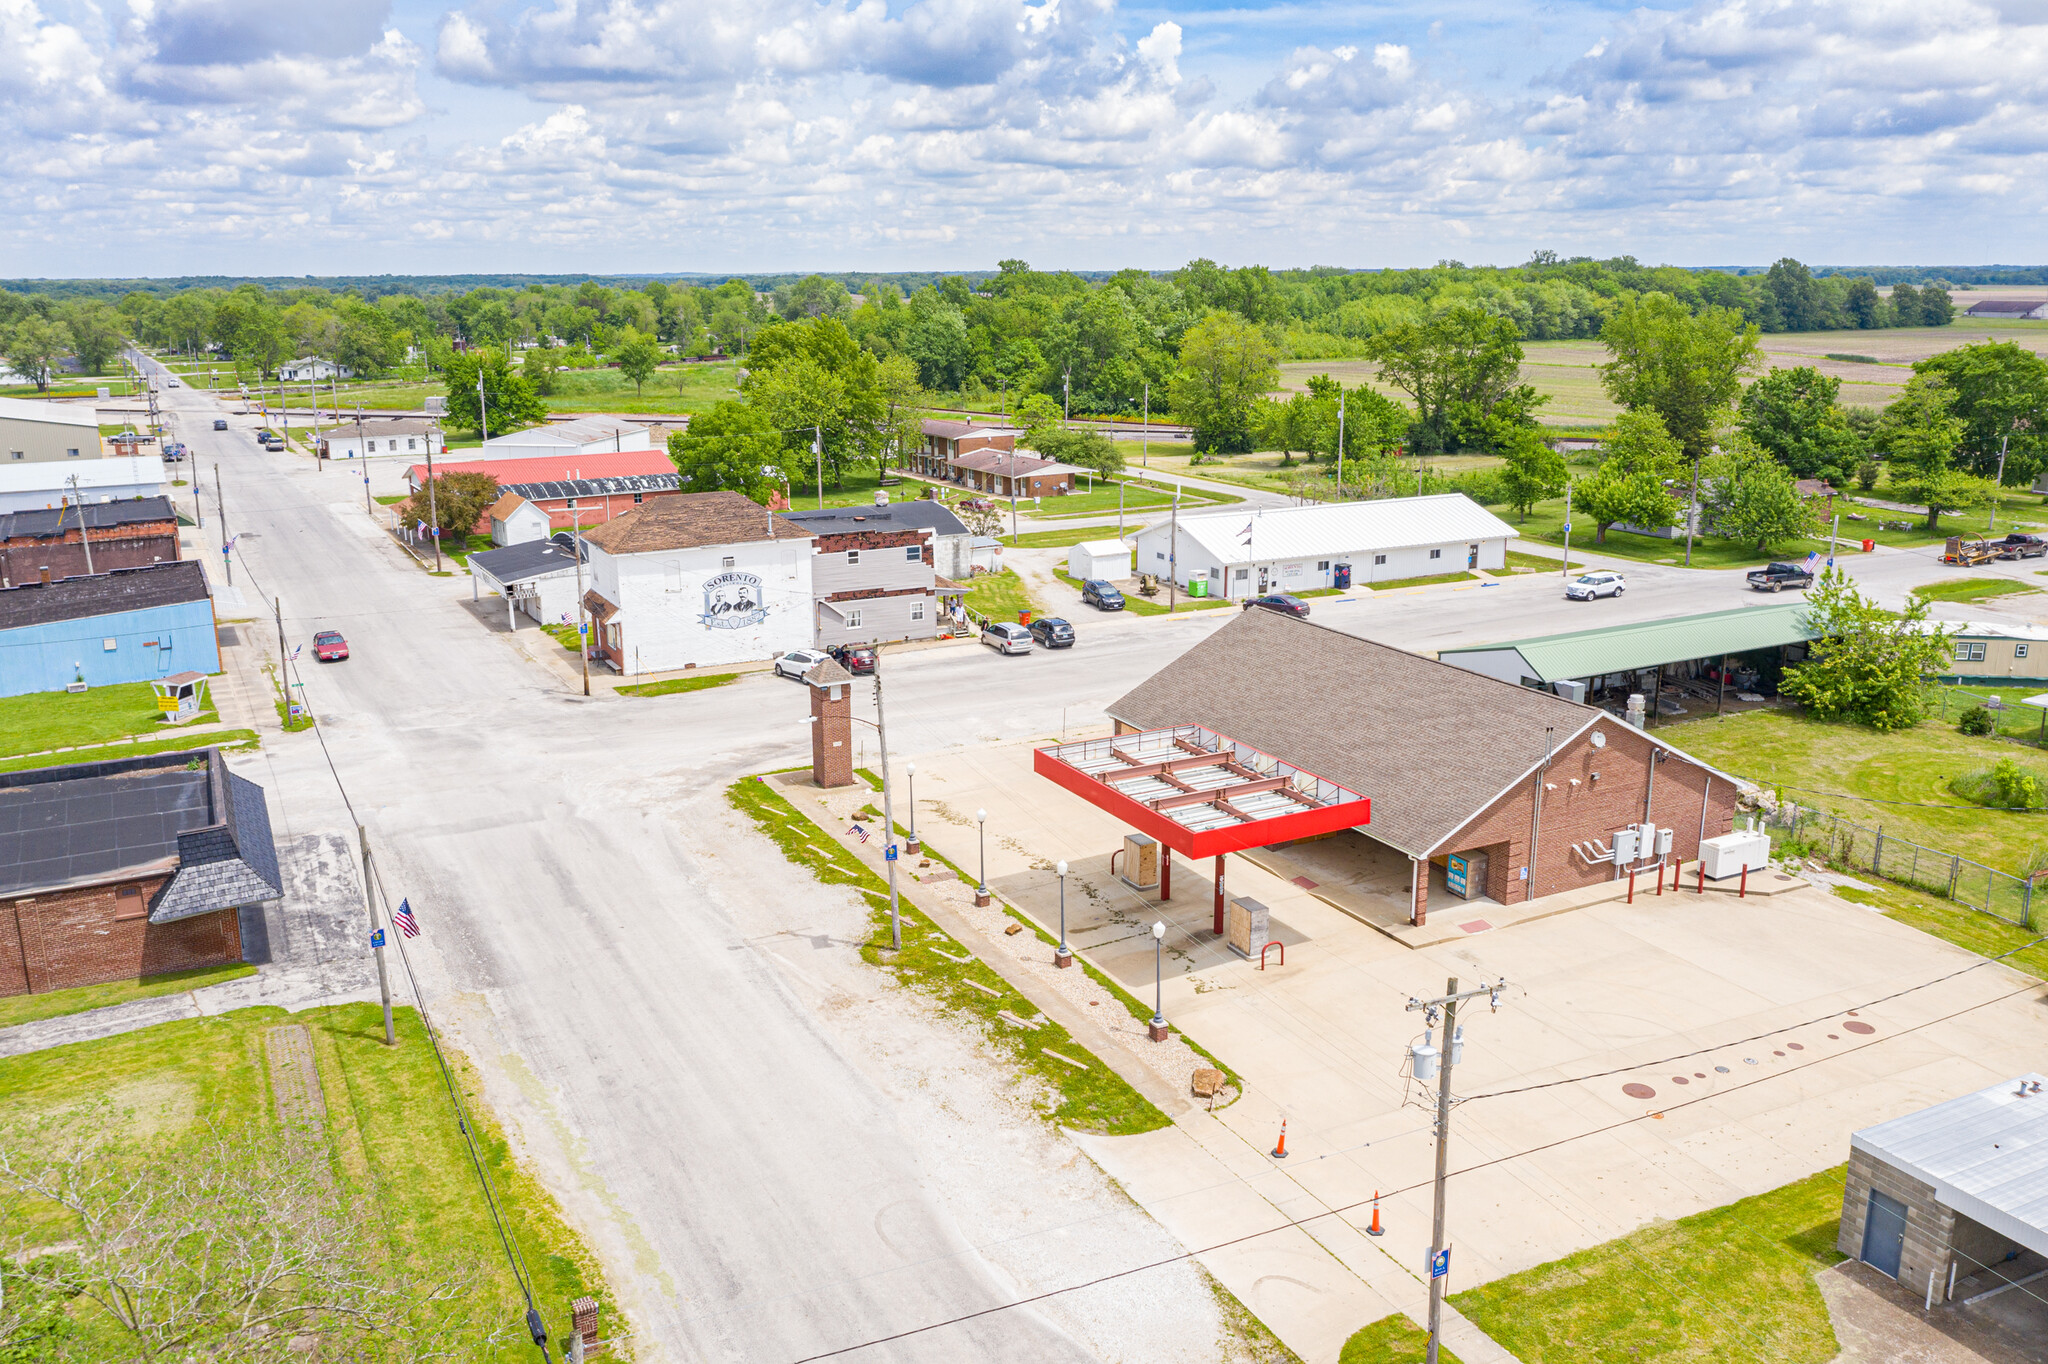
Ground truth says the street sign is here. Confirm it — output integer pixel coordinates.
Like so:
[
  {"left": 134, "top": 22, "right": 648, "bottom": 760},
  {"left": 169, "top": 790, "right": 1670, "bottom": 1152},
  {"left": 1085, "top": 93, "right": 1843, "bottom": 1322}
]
[
  {"left": 885, "top": 845, "right": 898, "bottom": 862},
  {"left": 1430, "top": 1249, "right": 1450, "bottom": 1279},
  {"left": 370, "top": 928, "right": 386, "bottom": 949},
  {"left": 1561, "top": 523, "right": 1571, "bottom": 534},
  {"left": 577, "top": 622, "right": 588, "bottom": 635}
]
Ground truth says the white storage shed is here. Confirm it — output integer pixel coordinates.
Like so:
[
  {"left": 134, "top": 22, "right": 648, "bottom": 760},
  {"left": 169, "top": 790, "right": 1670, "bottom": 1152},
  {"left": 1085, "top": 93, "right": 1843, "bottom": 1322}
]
[
  {"left": 1130, "top": 494, "right": 1517, "bottom": 599},
  {"left": 1067, "top": 539, "right": 1131, "bottom": 583}
]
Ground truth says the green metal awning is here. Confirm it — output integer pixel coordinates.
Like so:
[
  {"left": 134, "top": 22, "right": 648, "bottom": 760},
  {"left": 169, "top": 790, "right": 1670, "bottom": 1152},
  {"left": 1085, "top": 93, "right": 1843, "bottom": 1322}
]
[{"left": 1441, "top": 602, "right": 1818, "bottom": 683}]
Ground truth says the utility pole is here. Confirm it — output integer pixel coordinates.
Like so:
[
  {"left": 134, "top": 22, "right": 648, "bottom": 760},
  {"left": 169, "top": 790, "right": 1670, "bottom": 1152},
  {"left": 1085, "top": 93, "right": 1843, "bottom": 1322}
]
[
  {"left": 813, "top": 427, "right": 824, "bottom": 508},
  {"left": 477, "top": 371, "right": 490, "bottom": 443},
  {"left": 1336, "top": 392, "right": 1346, "bottom": 501},
  {"left": 1990, "top": 433, "right": 2010, "bottom": 533},
  {"left": 357, "top": 408, "right": 371, "bottom": 515},
  {"left": 216, "top": 464, "right": 232, "bottom": 587},
  {"left": 1168, "top": 485, "right": 1180, "bottom": 613},
  {"left": 424, "top": 446, "right": 442, "bottom": 573},
  {"left": 874, "top": 662, "right": 903, "bottom": 951},
  {"left": 1407, "top": 976, "right": 1508, "bottom": 1364},
  {"left": 275, "top": 597, "right": 287, "bottom": 677},
  {"left": 1141, "top": 382, "right": 1149, "bottom": 467},
  {"left": 1561, "top": 479, "right": 1572, "bottom": 580},
  {"left": 1062, "top": 367, "right": 1071, "bottom": 427},
  {"left": 359, "top": 826, "right": 396, "bottom": 1046},
  {"left": 1683, "top": 450, "right": 1702, "bottom": 567},
  {"left": 66, "top": 474, "right": 96, "bottom": 575},
  {"left": 571, "top": 528, "right": 592, "bottom": 697}
]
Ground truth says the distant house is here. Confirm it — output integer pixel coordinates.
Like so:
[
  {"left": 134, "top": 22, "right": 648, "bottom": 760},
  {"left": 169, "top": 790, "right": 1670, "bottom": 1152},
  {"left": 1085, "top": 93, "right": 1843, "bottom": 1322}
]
[
  {"left": 487, "top": 493, "right": 553, "bottom": 546},
  {"left": 481, "top": 416, "right": 652, "bottom": 457},
  {"left": 908, "top": 419, "right": 1019, "bottom": 476},
  {"left": 0, "top": 745, "right": 280, "bottom": 997},
  {"left": 0, "top": 560, "right": 218, "bottom": 697},
  {"left": 278, "top": 357, "right": 353, "bottom": 382},
  {"left": 0, "top": 496, "right": 179, "bottom": 588},
  {"left": 319, "top": 420, "right": 444, "bottom": 462},
  {"left": 1963, "top": 299, "right": 2048, "bottom": 320}
]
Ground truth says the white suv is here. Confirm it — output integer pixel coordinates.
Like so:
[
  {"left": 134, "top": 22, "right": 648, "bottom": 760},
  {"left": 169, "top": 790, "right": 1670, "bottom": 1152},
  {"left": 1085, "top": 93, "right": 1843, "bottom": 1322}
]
[
  {"left": 1565, "top": 571, "right": 1625, "bottom": 601},
  {"left": 773, "top": 649, "right": 830, "bottom": 678}
]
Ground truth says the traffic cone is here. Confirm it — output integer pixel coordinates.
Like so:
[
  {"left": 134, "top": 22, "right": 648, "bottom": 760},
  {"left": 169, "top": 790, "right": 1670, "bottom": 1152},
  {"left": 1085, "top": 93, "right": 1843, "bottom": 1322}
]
[
  {"left": 1367, "top": 1192, "right": 1385, "bottom": 1237},
  {"left": 1271, "top": 1118, "right": 1289, "bottom": 1160}
]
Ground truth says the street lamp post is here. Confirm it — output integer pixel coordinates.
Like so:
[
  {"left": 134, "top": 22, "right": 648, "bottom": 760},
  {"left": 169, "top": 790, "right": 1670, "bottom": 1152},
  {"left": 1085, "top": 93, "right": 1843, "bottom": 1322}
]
[
  {"left": 1055, "top": 861, "right": 1072, "bottom": 968},
  {"left": 974, "top": 809, "right": 991, "bottom": 907},
  {"left": 1147, "top": 922, "right": 1169, "bottom": 1040},
  {"left": 905, "top": 761, "right": 920, "bottom": 854}
]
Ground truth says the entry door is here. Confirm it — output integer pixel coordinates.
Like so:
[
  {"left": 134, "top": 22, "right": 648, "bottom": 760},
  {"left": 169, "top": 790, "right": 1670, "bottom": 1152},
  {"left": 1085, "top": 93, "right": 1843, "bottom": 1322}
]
[
  {"left": 1468, "top": 543, "right": 1480, "bottom": 569},
  {"left": 1861, "top": 1189, "right": 1907, "bottom": 1277},
  {"left": 1257, "top": 566, "right": 1269, "bottom": 593}
]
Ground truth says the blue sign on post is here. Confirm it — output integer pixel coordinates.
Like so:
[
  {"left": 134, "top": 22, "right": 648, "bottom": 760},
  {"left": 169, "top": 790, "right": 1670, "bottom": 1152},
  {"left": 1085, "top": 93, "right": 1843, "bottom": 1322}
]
[
  {"left": 1431, "top": 1249, "right": 1451, "bottom": 1280},
  {"left": 885, "top": 845, "right": 898, "bottom": 863},
  {"left": 1561, "top": 523, "right": 1571, "bottom": 534},
  {"left": 370, "top": 928, "right": 386, "bottom": 949}
]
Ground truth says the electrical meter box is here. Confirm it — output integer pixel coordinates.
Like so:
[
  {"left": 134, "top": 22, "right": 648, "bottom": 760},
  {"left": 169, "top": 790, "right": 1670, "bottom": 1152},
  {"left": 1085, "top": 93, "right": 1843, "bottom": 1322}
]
[
  {"left": 1120, "top": 832, "right": 1160, "bottom": 890},
  {"left": 1610, "top": 827, "right": 1641, "bottom": 865}
]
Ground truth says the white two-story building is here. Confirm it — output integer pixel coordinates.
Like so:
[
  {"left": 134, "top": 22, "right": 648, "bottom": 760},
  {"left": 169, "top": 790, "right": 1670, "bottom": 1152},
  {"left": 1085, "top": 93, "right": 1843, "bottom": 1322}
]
[{"left": 578, "top": 491, "right": 816, "bottom": 673}]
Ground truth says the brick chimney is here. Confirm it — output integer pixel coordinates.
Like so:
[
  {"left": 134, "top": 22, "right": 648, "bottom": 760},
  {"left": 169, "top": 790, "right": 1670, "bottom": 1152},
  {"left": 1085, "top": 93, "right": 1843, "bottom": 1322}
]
[
  {"left": 569, "top": 1296, "right": 605, "bottom": 1357},
  {"left": 806, "top": 657, "right": 856, "bottom": 788}
]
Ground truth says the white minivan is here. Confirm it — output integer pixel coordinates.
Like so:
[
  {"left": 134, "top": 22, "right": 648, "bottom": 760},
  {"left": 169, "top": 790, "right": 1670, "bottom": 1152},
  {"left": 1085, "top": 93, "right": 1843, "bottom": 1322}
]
[{"left": 981, "top": 622, "right": 1033, "bottom": 655}]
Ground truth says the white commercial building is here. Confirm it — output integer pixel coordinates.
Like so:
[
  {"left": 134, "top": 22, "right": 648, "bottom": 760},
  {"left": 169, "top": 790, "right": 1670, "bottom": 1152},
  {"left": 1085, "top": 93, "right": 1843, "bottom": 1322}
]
[
  {"left": 0, "top": 454, "right": 167, "bottom": 513},
  {"left": 580, "top": 491, "right": 816, "bottom": 673},
  {"left": 482, "top": 416, "right": 652, "bottom": 457},
  {"left": 1130, "top": 494, "right": 1517, "bottom": 599},
  {"left": 0, "top": 396, "right": 104, "bottom": 464},
  {"left": 319, "top": 420, "right": 444, "bottom": 461},
  {"left": 278, "top": 357, "right": 354, "bottom": 382}
]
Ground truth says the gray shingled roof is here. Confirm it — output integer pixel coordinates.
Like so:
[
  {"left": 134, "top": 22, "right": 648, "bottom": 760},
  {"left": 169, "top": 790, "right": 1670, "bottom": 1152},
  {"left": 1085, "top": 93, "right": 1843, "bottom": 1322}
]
[
  {"left": 1105, "top": 610, "right": 1601, "bottom": 857},
  {"left": 470, "top": 539, "right": 585, "bottom": 584},
  {"left": 0, "top": 559, "right": 209, "bottom": 630},
  {"left": 0, "top": 496, "right": 176, "bottom": 541},
  {"left": 781, "top": 502, "right": 970, "bottom": 537}
]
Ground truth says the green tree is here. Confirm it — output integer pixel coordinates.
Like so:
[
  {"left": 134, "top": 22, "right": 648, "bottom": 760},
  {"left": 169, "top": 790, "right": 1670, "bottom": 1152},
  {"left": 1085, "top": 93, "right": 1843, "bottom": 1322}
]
[
  {"left": 1876, "top": 375, "right": 1975, "bottom": 530},
  {"left": 1361, "top": 305, "right": 1542, "bottom": 454},
  {"left": 1598, "top": 293, "right": 1763, "bottom": 463},
  {"left": 443, "top": 349, "right": 547, "bottom": 437},
  {"left": 745, "top": 318, "right": 891, "bottom": 485},
  {"left": 234, "top": 308, "right": 292, "bottom": 378},
  {"left": 1701, "top": 439, "right": 1817, "bottom": 552},
  {"left": 1843, "top": 278, "right": 1884, "bottom": 329},
  {"left": 1762, "top": 258, "right": 1830, "bottom": 332},
  {"left": 1911, "top": 341, "right": 2048, "bottom": 485},
  {"left": 62, "top": 301, "right": 125, "bottom": 374},
  {"left": 1495, "top": 427, "right": 1567, "bottom": 521},
  {"left": 1031, "top": 427, "right": 1123, "bottom": 477},
  {"left": 773, "top": 275, "right": 852, "bottom": 321},
  {"left": 1737, "top": 367, "right": 1864, "bottom": 483},
  {"left": 669, "top": 401, "right": 793, "bottom": 503},
  {"left": 904, "top": 292, "right": 971, "bottom": 391},
  {"left": 3, "top": 317, "right": 69, "bottom": 390},
  {"left": 1169, "top": 311, "right": 1279, "bottom": 453},
  {"left": 1577, "top": 411, "right": 1682, "bottom": 541},
  {"left": 1779, "top": 569, "right": 1951, "bottom": 730},
  {"left": 525, "top": 346, "right": 561, "bottom": 395},
  {"left": 613, "top": 329, "right": 662, "bottom": 397},
  {"left": 401, "top": 470, "right": 500, "bottom": 543}
]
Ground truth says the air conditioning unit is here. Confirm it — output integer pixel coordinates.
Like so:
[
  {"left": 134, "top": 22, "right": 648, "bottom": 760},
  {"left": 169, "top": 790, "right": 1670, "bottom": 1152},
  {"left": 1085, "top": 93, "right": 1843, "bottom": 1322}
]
[
  {"left": 1554, "top": 679, "right": 1587, "bottom": 704},
  {"left": 1700, "top": 832, "right": 1771, "bottom": 879}
]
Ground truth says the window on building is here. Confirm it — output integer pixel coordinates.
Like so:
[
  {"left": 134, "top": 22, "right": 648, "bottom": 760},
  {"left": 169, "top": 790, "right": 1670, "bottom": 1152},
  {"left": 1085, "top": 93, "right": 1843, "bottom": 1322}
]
[
  {"left": 911, "top": 601, "right": 925, "bottom": 621},
  {"left": 904, "top": 545, "right": 920, "bottom": 561},
  {"left": 845, "top": 608, "right": 863, "bottom": 628},
  {"left": 633, "top": 493, "right": 643, "bottom": 503},
  {"left": 1374, "top": 554, "right": 1387, "bottom": 565},
  {"left": 1430, "top": 548, "right": 1442, "bottom": 560},
  {"left": 1956, "top": 642, "right": 1987, "bottom": 662},
  {"left": 407, "top": 438, "right": 417, "bottom": 451},
  {"left": 721, "top": 555, "right": 735, "bottom": 569},
  {"left": 848, "top": 550, "right": 861, "bottom": 565},
  {"left": 66, "top": 447, "right": 79, "bottom": 458},
  {"left": 2018, "top": 644, "right": 2031, "bottom": 659},
  {"left": 1318, "top": 561, "right": 1329, "bottom": 570},
  {"left": 114, "top": 885, "right": 146, "bottom": 921},
  {"left": 8, "top": 451, "right": 20, "bottom": 460},
  {"left": 1155, "top": 551, "right": 1166, "bottom": 561},
  {"left": 1234, "top": 568, "right": 1248, "bottom": 580}
]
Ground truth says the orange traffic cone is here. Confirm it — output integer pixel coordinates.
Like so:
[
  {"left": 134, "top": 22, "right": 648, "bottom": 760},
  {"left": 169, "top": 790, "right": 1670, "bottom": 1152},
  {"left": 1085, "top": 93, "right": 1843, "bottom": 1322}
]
[
  {"left": 1367, "top": 1192, "right": 1385, "bottom": 1237},
  {"left": 1271, "top": 1118, "right": 1289, "bottom": 1160}
]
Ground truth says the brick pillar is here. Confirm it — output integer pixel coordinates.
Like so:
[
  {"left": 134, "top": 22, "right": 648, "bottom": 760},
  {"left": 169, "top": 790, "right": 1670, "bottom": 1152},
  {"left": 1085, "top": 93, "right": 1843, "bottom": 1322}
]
[
  {"left": 1411, "top": 858, "right": 1429, "bottom": 926},
  {"left": 808, "top": 673, "right": 854, "bottom": 788},
  {"left": 569, "top": 1296, "right": 604, "bottom": 1356}
]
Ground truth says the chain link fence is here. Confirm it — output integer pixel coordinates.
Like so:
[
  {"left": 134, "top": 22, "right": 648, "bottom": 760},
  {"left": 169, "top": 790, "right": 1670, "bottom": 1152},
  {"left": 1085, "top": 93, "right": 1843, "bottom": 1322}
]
[
  {"left": 1763, "top": 804, "right": 2036, "bottom": 928},
  {"left": 1933, "top": 683, "right": 2048, "bottom": 747}
]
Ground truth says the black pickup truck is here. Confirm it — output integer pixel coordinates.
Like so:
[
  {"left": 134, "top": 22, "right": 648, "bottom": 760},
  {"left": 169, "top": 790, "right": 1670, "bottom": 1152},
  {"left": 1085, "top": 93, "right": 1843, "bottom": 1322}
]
[
  {"left": 1747, "top": 561, "right": 1815, "bottom": 592},
  {"left": 1998, "top": 533, "right": 2048, "bottom": 560}
]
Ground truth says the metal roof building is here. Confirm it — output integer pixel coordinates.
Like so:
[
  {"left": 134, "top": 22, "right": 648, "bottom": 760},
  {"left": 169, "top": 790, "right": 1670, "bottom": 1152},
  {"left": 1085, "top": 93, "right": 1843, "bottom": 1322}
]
[
  {"left": 1131, "top": 494, "right": 1518, "bottom": 598},
  {"left": 1439, "top": 603, "right": 1818, "bottom": 694}
]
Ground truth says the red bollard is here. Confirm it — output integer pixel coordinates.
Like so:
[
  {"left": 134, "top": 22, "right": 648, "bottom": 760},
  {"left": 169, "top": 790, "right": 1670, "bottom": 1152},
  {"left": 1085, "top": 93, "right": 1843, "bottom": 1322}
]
[
  {"left": 1657, "top": 864, "right": 1665, "bottom": 896},
  {"left": 1627, "top": 868, "right": 1636, "bottom": 904},
  {"left": 1674, "top": 861, "right": 1683, "bottom": 892},
  {"left": 1698, "top": 864, "right": 1705, "bottom": 895},
  {"left": 1739, "top": 864, "right": 1748, "bottom": 899}
]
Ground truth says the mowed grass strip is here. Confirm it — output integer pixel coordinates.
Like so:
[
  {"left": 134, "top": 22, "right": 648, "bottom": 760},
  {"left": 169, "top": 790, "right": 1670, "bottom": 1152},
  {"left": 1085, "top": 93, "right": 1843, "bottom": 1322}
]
[
  {"left": 0, "top": 727, "right": 259, "bottom": 775},
  {"left": 727, "top": 776, "right": 1171, "bottom": 1135},
  {"left": 1451, "top": 1167, "right": 1847, "bottom": 1364},
  {"left": 1, "top": 680, "right": 219, "bottom": 758},
  {"left": 0, "top": 963, "right": 255, "bottom": 1030},
  {"left": 1340, "top": 1314, "right": 1465, "bottom": 1364},
  {"left": 616, "top": 672, "right": 738, "bottom": 697},
  {"left": 962, "top": 567, "right": 1042, "bottom": 621},
  {"left": 1830, "top": 878, "right": 2048, "bottom": 980},
  {"left": 1911, "top": 576, "right": 2040, "bottom": 604}
]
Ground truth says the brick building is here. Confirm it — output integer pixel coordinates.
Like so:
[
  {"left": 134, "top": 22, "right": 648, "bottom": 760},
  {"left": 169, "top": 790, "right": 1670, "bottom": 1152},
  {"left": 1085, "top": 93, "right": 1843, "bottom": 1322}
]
[
  {"left": 0, "top": 746, "right": 281, "bottom": 997},
  {"left": 0, "top": 495, "right": 180, "bottom": 588},
  {"left": 1105, "top": 609, "right": 1738, "bottom": 925}
]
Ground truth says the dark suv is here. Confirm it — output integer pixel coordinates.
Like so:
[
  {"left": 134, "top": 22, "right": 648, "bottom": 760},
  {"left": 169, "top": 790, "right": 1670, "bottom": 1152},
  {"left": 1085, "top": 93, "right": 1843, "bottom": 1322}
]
[
  {"left": 1243, "top": 593, "right": 1311, "bottom": 618},
  {"left": 829, "top": 644, "right": 876, "bottom": 674},
  {"left": 1080, "top": 579, "right": 1125, "bottom": 610},
  {"left": 1028, "top": 617, "right": 1075, "bottom": 648},
  {"left": 1747, "top": 561, "right": 1815, "bottom": 592}
]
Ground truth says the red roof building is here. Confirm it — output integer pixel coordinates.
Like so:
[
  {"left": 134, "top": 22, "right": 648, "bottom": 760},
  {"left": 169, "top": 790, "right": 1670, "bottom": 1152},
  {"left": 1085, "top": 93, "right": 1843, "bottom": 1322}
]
[{"left": 405, "top": 448, "right": 674, "bottom": 493}]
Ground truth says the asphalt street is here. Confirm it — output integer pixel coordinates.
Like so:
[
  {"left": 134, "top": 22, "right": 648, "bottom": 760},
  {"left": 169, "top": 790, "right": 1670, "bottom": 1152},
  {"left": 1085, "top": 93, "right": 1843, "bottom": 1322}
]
[{"left": 126, "top": 358, "right": 2037, "bottom": 1363}]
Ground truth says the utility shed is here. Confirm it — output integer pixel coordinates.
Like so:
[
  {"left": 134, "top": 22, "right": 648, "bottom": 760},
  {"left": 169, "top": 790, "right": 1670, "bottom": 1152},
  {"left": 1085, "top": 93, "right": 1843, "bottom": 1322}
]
[
  {"left": 1438, "top": 602, "right": 1817, "bottom": 719},
  {"left": 1840, "top": 1074, "right": 2048, "bottom": 1300}
]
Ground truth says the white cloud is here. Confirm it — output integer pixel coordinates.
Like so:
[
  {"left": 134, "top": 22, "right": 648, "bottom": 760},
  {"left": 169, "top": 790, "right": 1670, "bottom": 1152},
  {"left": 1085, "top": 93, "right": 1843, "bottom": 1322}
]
[{"left": 1137, "top": 21, "right": 1181, "bottom": 86}]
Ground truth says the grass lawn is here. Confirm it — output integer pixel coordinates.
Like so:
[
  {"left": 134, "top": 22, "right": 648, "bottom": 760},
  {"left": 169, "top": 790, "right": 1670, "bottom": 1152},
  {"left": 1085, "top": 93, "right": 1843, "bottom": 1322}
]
[
  {"left": 375, "top": 493, "right": 408, "bottom": 505},
  {"left": 962, "top": 568, "right": 1041, "bottom": 621},
  {"left": 0, "top": 1003, "right": 610, "bottom": 1359},
  {"left": 0, "top": 727, "right": 260, "bottom": 775},
  {"left": 727, "top": 777, "right": 1171, "bottom": 1135},
  {"left": 1451, "top": 1167, "right": 1847, "bottom": 1364},
  {"left": 541, "top": 622, "right": 585, "bottom": 653},
  {"left": 1, "top": 681, "right": 219, "bottom": 758},
  {"left": 1002, "top": 525, "right": 1132, "bottom": 549},
  {"left": 1662, "top": 706, "right": 2041, "bottom": 871},
  {"left": 0, "top": 963, "right": 255, "bottom": 1030},
  {"left": 1023, "top": 482, "right": 1182, "bottom": 518},
  {"left": 1911, "top": 576, "right": 2041, "bottom": 604},
  {"left": 1511, "top": 499, "right": 1831, "bottom": 570},
  {"left": 1370, "top": 570, "right": 1479, "bottom": 590},
  {"left": 1504, "top": 549, "right": 1581, "bottom": 572},
  {"left": 1829, "top": 876, "right": 2048, "bottom": 981},
  {"left": 1340, "top": 1315, "right": 1465, "bottom": 1364},
  {"left": 616, "top": 672, "right": 738, "bottom": 697}
]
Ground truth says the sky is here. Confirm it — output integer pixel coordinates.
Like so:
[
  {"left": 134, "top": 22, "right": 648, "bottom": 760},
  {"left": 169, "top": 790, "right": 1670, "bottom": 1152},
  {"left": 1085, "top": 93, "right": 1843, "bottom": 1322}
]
[{"left": 4, "top": 0, "right": 2045, "bottom": 279}]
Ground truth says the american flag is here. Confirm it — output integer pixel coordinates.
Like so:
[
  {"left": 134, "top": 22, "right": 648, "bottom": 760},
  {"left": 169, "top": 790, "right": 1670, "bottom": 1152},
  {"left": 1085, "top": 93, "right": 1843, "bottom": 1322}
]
[
  {"left": 392, "top": 898, "right": 420, "bottom": 938},
  {"left": 846, "top": 823, "right": 870, "bottom": 843}
]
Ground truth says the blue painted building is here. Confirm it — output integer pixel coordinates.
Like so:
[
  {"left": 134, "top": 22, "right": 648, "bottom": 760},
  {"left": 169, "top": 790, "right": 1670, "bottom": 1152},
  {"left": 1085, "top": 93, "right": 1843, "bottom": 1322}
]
[{"left": 0, "top": 560, "right": 219, "bottom": 696}]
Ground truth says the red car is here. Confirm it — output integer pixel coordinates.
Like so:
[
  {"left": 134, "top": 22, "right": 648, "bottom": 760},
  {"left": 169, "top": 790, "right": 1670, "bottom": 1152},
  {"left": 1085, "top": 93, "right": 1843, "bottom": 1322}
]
[{"left": 312, "top": 630, "right": 350, "bottom": 661}]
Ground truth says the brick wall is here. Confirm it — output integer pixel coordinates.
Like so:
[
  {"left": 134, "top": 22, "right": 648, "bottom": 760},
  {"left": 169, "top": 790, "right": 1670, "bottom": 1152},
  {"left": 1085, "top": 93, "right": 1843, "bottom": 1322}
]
[
  {"left": 1, "top": 527, "right": 180, "bottom": 587},
  {"left": 1837, "top": 1146, "right": 1959, "bottom": 1291},
  {"left": 2, "top": 878, "right": 243, "bottom": 997},
  {"left": 811, "top": 681, "right": 854, "bottom": 787},
  {"left": 1444, "top": 720, "right": 1737, "bottom": 905}
]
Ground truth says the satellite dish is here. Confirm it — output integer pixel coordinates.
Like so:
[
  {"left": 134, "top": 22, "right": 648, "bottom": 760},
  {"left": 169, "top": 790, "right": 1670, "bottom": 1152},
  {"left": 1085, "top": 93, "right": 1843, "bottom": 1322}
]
[{"left": 1591, "top": 730, "right": 1607, "bottom": 748}]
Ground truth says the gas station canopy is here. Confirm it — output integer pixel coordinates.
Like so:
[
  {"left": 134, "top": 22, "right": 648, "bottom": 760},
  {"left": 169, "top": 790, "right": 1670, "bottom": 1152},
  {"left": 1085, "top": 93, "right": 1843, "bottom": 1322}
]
[{"left": 1034, "top": 724, "right": 1369, "bottom": 858}]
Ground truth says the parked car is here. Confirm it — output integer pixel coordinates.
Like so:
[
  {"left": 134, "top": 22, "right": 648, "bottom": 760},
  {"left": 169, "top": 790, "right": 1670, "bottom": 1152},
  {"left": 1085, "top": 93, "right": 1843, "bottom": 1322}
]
[
  {"left": 1746, "top": 562, "right": 1814, "bottom": 592},
  {"left": 167, "top": 379, "right": 180, "bottom": 388},
  {"left": 1242, "top": 593, "right": 1311, "bottom": 618},
  {"left": 263, "top": 435, "right": 286, "bottom": 451},
  {"left": 1565, "top": 571, "right": 1626, "bottom": 600},
  {"left": 255, "top": 428, "right": 275, "bottom": 444},
  {"left": 312, "top": 630, "right": 349, "bottom": 662},
  {"left": 1080, "top": 579, "right": 1125, "bottom": 610},
  {"left": 213, "top": 418, "right": 228, "bottom": 431},
  {"left": 1998, "top": 533, "right": 2048, "bottom": 560},
  {"left": 829, "top": 644, "right": 877, "bottom": 674},
  {"left": 1029, "top": 617, "right": 1075, "bottom": 648},
  {"left": 773, "top": 648, "right": 831, "bottom": 679},
  {"left": 981, "top": 621, "right": 1033, "bottom": 655},
  {"left": 161, "top": 442, "right": 186, "bottom": 462}
]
